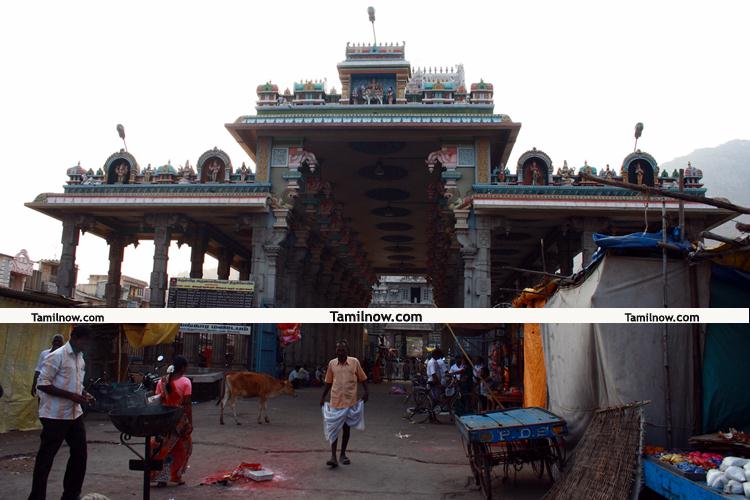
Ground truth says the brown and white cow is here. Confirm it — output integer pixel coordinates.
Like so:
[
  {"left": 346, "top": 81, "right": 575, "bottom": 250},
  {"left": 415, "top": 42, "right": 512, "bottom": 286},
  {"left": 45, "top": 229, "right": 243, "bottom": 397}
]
[{"left": 218, "top": 371, "right": 296, "bottom": 425}]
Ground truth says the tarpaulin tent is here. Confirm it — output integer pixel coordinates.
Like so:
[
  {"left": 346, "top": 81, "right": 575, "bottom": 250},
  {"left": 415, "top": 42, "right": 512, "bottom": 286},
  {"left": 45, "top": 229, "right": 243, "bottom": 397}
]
[
  {"left": 0, "top": 323, "right": 67, "bottom": 432},
  {"left": 122, "top": 323, "right": 179, "bottom": 348},
  {"left": 542, "top": 254, "right": 710, "bottom": 447},
  {"left": 702, "top": 263, "right": 750, "bottom": 433},
  {"left": 0, "top": 288, "right": 75, "bottom": 433}
]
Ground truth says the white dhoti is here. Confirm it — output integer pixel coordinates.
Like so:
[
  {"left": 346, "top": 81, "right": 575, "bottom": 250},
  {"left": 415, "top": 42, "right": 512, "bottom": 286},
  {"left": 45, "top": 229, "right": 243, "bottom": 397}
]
[{"left": 322, "top": 401, "right": 365, "bottom": 444}]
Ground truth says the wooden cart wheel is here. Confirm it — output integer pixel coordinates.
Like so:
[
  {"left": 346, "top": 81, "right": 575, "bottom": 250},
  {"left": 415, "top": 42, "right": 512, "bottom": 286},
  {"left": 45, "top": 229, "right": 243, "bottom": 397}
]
[
  {"left": 480, "top": 451, "right": 493, "bottom": 500},
  {"left": 548, "top": 437, "right": 565, "bottom": 482},
  {"left": 465, "top": 438, "right": 481, "bottom": 486},
  {"left": 472, "top": 442, "right": 493, "bottom": 500}
]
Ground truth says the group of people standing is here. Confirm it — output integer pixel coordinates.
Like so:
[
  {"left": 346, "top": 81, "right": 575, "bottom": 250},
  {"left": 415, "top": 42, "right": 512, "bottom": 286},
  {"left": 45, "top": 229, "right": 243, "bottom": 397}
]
[
  {"left": 27, "top": 326, "right": 195, "bottom": 500},
  {"left": 28, "top": 328, "right": 370, "bottom": 497},
  {"left": 425, "top": 349, "right": 494, "bottom": 411}
]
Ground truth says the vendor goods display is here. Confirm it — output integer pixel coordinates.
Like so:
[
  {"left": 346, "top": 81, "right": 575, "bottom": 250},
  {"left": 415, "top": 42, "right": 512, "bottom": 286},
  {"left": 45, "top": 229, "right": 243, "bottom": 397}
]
[
  {"left": 650, "top": 450, "right": 724, "bottom": 481},
  {"left": 720, "top": 429, "right": 750, "bottom": 445},
  {"left": 703, "top": 456, "right": 750, "bottom": 496},
  {"left": 647, "top": 446, "right": 750, "bottom": 497}
]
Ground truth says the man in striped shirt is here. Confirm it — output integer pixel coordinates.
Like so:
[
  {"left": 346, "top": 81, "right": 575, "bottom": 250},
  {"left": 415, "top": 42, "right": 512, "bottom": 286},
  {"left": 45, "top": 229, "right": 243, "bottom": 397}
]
[{"left": 29, "top": 325, "right": 94, "bottom": 500}]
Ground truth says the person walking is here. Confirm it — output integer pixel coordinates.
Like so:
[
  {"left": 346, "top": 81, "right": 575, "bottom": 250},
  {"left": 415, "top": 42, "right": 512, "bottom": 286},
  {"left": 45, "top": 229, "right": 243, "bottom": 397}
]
[
  {"left": 29, "top": 325, "right": 94, "bottom": 500},
  {"left": 151, "top": 355, "right": 193, "bottom": 487},
  {"left": 31, "top": 334, "right": 64, "bottom": 397},
  {"left": 319, "top": 340, "right": 368, "bottom": 468}
]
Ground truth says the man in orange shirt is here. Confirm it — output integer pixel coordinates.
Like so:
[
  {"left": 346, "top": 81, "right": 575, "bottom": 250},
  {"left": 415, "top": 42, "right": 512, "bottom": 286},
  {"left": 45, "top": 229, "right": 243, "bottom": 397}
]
[{"left": 319, "top": 340, "right": 369, "bottom": 468}]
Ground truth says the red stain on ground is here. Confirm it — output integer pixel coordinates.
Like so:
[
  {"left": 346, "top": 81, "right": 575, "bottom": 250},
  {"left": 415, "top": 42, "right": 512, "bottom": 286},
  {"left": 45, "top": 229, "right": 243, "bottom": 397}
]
[{"left": 200, "top": 462, "right": 264, "bottom": 486}]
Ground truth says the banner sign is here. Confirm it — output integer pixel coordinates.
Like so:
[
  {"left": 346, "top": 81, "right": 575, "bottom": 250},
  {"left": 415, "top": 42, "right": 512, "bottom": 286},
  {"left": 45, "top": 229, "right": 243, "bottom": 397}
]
[{"left": 180, "top": 323, "right": 252, "bottom": 335}]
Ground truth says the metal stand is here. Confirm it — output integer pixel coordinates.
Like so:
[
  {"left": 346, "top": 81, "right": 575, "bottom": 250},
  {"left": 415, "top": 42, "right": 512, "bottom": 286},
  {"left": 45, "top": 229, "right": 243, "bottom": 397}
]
[{"left": 120, "top": 433, "right": 163, "bottom": 500}]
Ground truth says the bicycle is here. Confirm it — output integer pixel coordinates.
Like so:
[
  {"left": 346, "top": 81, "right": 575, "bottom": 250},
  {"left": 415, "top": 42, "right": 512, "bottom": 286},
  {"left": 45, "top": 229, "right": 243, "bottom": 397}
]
[{"left": 404, "top": 377, "right": 480, "bottom": 424}]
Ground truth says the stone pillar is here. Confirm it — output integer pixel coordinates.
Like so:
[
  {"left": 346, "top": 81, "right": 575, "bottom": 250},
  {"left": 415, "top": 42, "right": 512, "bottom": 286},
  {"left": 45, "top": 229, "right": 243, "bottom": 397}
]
[
  {"left": 239, "top": 261, "right": 251, "bottom": 281},
  {"left": 580, "top": 218, "right": 600, "bottom": 268},
  {"left": 475, "top": 217, "right": 492, "bottom": 308},
  {"left": 57, "top": 216, "right": 82, "bottom": 298},
  {"left": 250, "top": 219, "right": 288, "bottom": 307},
  {"left": 317, "top": 252, "right": 336, "bottom": 307},
  {"left": 105, "top": 234, "right": 133, "bottom": 307},
  {"left": 217, "top": 247, "right": 233, "bottom": 280},
  {"left": 301, "top": 243, "right": 323, "bottom": 307},
  {"left": 558, "top": 236, "right": 575, "bottom": 276},
  {"left": 557, "top": 226, "right": 577, "bottom": 276},
  {"left": 189, "top": 225, "right": 208, "bottom": 279},
  {"left": 456, "top": 215, "right": 491, "bottom": 308},
  {"left": 148, "top": 215, "right": 173, "bottom": 308}
]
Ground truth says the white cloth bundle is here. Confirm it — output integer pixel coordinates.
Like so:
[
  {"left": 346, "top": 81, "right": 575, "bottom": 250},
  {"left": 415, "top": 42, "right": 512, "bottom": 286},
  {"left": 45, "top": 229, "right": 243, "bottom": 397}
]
[
  {"left": 725, "top": 480, "right": 744, "bottom": 495},
  {"left": 726, "top": 465, "right": 746, "bottom": 482},
  {"left": 322, "top": 401, "right": 365, "bottom": 444},
  {"left": 707, "top": 469, "right": 722, "bottom": 485},
  {"left": 743, "top": 481, "right": 750, "bottom": 497},
  {"left": 708, "top": 470, "right": 727, "bottom": 490},
  {"left": 722, "top": 457, "right": 749, "bottom": 470}
]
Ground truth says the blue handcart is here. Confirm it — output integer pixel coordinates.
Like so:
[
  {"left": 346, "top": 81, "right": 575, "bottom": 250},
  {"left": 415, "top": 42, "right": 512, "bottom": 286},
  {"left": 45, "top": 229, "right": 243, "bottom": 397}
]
[{"left": 455, "top": 407, "right": 568, "bottom": 499}]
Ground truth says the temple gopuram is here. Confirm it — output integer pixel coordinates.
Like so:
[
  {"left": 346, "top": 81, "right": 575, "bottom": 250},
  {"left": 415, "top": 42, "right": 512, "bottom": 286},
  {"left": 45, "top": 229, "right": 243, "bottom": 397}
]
[{"left": 27, "top": 41, "right": 732, "bottom": 314}]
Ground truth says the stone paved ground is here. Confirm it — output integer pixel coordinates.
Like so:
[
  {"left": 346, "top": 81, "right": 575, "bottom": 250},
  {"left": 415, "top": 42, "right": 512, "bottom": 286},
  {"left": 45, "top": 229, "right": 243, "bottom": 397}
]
[{"left": 0, "top": 384, "right": 552, "bottom": 499}]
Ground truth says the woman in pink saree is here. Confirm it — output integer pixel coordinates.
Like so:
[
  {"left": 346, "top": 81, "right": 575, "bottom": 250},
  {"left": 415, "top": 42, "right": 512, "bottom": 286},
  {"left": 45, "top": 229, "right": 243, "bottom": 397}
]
[{"left": 151, "top": 356, "right": 193, "bottom": 487}]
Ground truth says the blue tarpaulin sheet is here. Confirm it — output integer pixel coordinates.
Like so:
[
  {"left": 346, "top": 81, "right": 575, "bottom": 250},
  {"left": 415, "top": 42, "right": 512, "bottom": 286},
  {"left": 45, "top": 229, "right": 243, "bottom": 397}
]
[
  {"left": 593, "top": 229, "right": 692, "bottom": 251},
  {"left": 588, "top": 230, "right": 692, "bottom": 267}
]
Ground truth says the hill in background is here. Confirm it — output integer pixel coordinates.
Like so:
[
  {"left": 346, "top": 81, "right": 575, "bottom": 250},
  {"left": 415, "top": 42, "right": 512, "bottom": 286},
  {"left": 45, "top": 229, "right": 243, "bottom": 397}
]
[{"left": 660, "top": 139, "right": 750, "bottom": 238}]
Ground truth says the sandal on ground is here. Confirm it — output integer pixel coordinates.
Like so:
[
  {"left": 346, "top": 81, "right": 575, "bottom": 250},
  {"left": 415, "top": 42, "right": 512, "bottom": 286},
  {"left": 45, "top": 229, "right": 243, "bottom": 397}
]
[
  {"left": 326, "top": 459, "right": 338, "bottom": 468},
  {"left": 156, "top": 481, "right": 167, "bottom": 488},
  {"left": 340, "top": 456, "right": 351, "bottom": 465}
]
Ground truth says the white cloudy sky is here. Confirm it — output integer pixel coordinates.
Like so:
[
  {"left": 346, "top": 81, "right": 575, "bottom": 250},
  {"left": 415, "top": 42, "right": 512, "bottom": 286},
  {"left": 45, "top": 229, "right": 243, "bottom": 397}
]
[{"left": 1, "top": 0, "right": 748, "bottom": 284}]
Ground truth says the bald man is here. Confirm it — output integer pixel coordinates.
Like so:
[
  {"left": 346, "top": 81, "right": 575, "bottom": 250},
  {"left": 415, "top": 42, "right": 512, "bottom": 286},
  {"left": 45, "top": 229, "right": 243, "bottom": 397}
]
[{"left": 320, "top": 340, "right": 368, "bottom": 468}]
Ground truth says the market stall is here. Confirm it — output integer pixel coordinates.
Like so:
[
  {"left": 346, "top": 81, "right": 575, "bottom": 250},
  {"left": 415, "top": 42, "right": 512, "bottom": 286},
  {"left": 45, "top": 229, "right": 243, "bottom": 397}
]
[
  {"left": 445, "top": 323, "right": 522, "bottom": 408},
  {"left": 644, "top": 448, "right": 750, "bottom": 498}
]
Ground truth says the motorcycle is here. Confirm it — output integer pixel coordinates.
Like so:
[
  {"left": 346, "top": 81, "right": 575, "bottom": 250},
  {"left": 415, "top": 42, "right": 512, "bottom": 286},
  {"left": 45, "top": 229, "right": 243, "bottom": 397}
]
[{"left": 135, "top": 355, "right": 166, "bottom": 404}]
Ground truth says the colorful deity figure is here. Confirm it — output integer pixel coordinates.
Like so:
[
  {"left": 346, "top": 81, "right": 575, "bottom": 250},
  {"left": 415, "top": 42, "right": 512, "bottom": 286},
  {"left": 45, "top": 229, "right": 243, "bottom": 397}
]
[
  {"left": 582, "top": 160, "right": 593, "bottom": 176},
  {"left": 208, "top": 159, "right": 222, "bottom": 182},
  {"left": 185, "top": 160, "right": 196, "bottom": 179},
  {"left": 603, "top": 164, "right": 614, "bottom": 179},
  {"left": 115, "top": 162, "right": 128, "bottom": 183},
  {"left": 530, "top": 161, "right": 541, "bottom": 185},
  {"left": 386, "top": 86, "right": 394, "bottom": 104},
  {"left": 239, "top": 162, "right": 250, "bottom": 182},
  {"left": 177, "top": 164, "right": 191, "bottom": 184},
  {"left": 635, "top": 164, "right": 644, "bottom": 185},
  {"left": 143, "top": 164, "right": 153, "bottom": 183}
]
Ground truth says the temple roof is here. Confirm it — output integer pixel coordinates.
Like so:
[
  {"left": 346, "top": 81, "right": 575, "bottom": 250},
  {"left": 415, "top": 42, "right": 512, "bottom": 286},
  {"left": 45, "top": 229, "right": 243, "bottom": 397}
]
[
  {"left": 257, "top": 82, "right": 278, "bottom": 93},
  {"left": 470, "top": 80, "right": 493, "bottom": 91}
]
